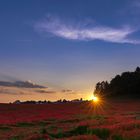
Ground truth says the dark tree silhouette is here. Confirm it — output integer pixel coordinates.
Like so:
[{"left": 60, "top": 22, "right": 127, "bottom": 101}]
[{"left": 94, "top": 67, "right": 140, "bottom": 98}]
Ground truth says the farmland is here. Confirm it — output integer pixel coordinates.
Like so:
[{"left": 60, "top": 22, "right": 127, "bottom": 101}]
[{"left": 0, "top": 100, "right": 140, "bottom": 140}]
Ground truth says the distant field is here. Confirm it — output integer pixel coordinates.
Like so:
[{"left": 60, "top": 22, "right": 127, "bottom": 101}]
[{"left": 0, "top": 100, "right": 140, "bottom": 140}]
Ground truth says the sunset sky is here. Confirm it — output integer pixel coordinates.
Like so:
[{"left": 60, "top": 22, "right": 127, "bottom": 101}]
[{"left": 0, "top": 0, "right": 140, "bottom": 103}]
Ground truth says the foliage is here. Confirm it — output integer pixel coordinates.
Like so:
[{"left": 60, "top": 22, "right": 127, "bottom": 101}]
[{"left": 94, "top": 67, "right": 140, "bottom": 97}]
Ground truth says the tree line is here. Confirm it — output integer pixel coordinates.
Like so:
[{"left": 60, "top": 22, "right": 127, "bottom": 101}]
[{"left": 94, "top": 67, "right": 140, "bottom": 98}]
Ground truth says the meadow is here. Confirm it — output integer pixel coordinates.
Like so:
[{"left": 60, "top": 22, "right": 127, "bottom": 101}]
[{"left": 0, "top": 99, "right": 140, "bottom": 140}]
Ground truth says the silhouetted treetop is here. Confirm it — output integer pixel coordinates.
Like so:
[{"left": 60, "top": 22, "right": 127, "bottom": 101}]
[{"left": 94, "top": 67, "right": 140, "bottom": 98}]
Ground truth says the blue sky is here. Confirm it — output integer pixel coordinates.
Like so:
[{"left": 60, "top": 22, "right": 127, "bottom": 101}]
[{"left": 0, "top": 0, "right": 140, "bottom": 102}]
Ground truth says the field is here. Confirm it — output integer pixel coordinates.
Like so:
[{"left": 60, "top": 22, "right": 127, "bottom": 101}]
[{"left": 0, "top": 100, "right": 140, "bottom": 140}]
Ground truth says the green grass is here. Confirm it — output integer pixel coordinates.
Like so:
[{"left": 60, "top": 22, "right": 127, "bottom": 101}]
[
  {"left": 16, "top": 122, "right": 35, "bottom": 127},
  {"left": 88, "top": 115, "right": 106, "bottom": 120},
  {"left": 77, "top": 114, "right": 106, "bottom": 121},
  {"left": 129, "top": 137, "right": 140, "bottom": 140},
  {"left": 9, "top": 136, "right": 21, "bottom": 140},
  {"left": 47, "top": 125, "right": 110, "bottom": 139},
  {"left": 135, "top": 116, "right": 140, "bottom": 120},
  {"left": 37, "top": 121, "right": 51, "bottom": 126},
  {"left": 134, "top": 123, "right": 140, "bottom": 129},
  {"left": 0, "top": 126, "right": 12, "bottom": 131},
  {"left": 111, "top": 134, "right": 124, "bottom": 140},
  {"left": 59, "top": 119, "right": 79, "bottom": 123},
  {"left": 40, "top": 127, "right": 47, "bottom": 134},
  {"left": 87, "top": 128, "right": 110, "bottom": 139}
]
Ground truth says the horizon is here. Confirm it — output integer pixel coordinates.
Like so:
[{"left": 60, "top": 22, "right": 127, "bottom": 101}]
[{"left": 1, "top": 0, "right": 140, "bottom": 103}]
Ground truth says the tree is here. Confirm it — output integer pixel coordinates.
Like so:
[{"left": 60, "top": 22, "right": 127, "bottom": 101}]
[
  {"left": 94, "top": 67, "right": 140, "bottom": 98},
  {"left": 136, "top": 67, "right": 140, "bottom": 73}
]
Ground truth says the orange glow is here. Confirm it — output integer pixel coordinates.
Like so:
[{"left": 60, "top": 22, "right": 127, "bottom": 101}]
[
  {"left": 89, "top": 94, "right": 99, "bottom": 103},
  {"left": 92, "top": 96, "right": 99, "bottom": 102}
]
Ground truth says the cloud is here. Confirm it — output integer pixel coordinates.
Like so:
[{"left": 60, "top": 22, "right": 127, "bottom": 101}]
[
  {"left": 36, "top": 89, "right": 56, "bottom": 94},
  {"left": 0, "top": 80, "right": 58, "bottom": 95},
  {"left": 61, "top": 89, "right": 76, "bottom": 94},
  {"left": 0, "top": 86, "right": 55, "bottom": 95},
  {"left": 35, "top": 16, "right": 140, "bottom": 44},
  {"left": 0, "top": 86, "right": 30, "bottom": 95},
  {"left": 0, "top": 80, "right": 46, "bottom": 88},
  {"left": 61, "top": 89, "right": 73, "bottom": 93}
]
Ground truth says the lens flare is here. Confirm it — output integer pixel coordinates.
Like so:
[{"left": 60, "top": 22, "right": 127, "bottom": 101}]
[{"left": 93, "top": 96, "right": 98, "bottom": 102}]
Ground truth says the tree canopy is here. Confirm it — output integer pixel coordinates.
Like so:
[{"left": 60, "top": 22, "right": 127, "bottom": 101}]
[{"left": 94, "top": 67, "right": 140, "bottom": 98}]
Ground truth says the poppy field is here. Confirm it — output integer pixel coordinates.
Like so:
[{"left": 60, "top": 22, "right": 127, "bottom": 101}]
[{"left": 0, "top": 99, "right": 140, "bottom": 140}]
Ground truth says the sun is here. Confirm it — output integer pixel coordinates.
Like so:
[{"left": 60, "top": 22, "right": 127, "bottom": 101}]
[{"left": 92, "top": 95, "right": 99, "bottom": 102}]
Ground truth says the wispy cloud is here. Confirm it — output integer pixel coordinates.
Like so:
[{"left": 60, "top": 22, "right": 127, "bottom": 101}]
[
  {"left": 61, "top": 89, "right": 73, "bottom": 93},
  {"left": 0, "top": 79, "right": 60, "bottom": 95},
  {"left": 35, "top": 16, "right": 140, "bottom": 44},
  {"left": 36, "top": 89, "right": 56, "bottom": 94},
  {"left": 0, "top": 80, "right": 46, "bottom": 89},
  {"left": 61, "top": 89, "right": 77, "bottom": 94},
  {"left": 0, "top": 86, "right": 35, "bottom": 95}
]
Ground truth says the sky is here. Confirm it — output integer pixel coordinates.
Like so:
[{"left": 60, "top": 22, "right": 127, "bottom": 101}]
[{"left": 0, "top": 0, "right": 140, "bottom": 103}]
